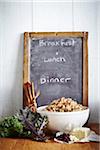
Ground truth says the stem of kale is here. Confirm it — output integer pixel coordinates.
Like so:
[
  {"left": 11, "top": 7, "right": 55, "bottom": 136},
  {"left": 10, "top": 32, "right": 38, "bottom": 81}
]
[
  {"left": 20, "top": 110, "right": 47, "bottom": 141},
  {"left": 38, "top": 118, "right": 47, "bottom": 135}
]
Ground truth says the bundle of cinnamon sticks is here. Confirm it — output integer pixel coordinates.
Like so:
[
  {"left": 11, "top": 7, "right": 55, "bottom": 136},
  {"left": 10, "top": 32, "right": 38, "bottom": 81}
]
[{"left": 23, "top": 82, "right": 40, "bottom": 112}]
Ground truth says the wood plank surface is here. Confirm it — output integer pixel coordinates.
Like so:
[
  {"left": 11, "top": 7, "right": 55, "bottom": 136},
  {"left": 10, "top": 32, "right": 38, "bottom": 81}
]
[{"left": 0, "top": 123, "right": 99, "bottom": 150}]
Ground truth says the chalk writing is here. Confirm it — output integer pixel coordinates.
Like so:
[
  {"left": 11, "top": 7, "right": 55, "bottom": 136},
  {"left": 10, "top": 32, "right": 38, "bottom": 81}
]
[
  {"left": 39, "top": 39, "right": 75, "bottom": 47},
  {"left": 43, "top": 57, "right": 66, "bottom": 63},
  {"left": 40, "top": 76, "right": 71, "bottom": 84}
]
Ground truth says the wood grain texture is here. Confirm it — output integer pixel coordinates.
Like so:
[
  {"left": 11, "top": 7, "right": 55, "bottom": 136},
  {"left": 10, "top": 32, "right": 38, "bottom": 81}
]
[
  {"left": 0, "top": 139, "right": 99, "bottom": 150},
  {"left": 23, "top": 32, "right": 30, "bottom": 83},
  {"left": 0, "top": 123, "right": 99, "bottom": 150},
  {"left": 83, "top": 32, "right": 88, "bottom": 106},
  {"left": 29, "top": 32, "right": 86, "bottom": 38}
]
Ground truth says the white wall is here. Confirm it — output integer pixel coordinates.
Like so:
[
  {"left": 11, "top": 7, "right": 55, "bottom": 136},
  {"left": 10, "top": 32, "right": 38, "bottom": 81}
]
[
  {"left": 0, "top": 0, "right": 99, "bottom": 123},
  {"left": 0, "top": 2, "right": 32, "bottom": 116}
]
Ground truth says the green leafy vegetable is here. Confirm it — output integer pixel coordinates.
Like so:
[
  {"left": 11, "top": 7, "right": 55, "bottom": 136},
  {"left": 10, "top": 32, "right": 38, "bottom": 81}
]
[
  {"left": 0, "top": 116, "right": 23, "bottom": 137},
  {"left": 0, "top": 107, "right": 49, "bottom": 141},
  {"left": 18, "top": 107, "right": 48, "bottom": 141}
]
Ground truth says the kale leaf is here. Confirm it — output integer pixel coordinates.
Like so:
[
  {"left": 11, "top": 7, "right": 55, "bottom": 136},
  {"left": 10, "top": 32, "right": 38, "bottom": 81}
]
[{"left": 0, "top": 107, "right": 48, "bottom": 141}]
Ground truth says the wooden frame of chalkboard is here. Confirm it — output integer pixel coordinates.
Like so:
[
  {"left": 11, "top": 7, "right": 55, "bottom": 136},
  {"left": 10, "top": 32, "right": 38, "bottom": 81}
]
[{"left": 24, "top": 32, "right": 88, "bottom": 106}]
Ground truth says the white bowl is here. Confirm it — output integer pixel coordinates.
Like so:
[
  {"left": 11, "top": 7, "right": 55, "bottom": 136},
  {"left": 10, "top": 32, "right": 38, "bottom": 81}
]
[{"left": 37, "top": 106, "right": 89, "bottom": 132}]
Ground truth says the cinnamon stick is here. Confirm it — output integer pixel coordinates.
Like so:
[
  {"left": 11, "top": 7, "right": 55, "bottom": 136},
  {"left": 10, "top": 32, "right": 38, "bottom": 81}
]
[{"left": 31, "top": 82, "right": 35, "bottom": 98}]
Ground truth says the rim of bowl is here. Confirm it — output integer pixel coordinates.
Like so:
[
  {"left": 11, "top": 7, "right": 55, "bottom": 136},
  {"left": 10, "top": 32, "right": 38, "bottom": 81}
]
[{"left": 37, "top": 105, "right": 89, "bottom": 115}]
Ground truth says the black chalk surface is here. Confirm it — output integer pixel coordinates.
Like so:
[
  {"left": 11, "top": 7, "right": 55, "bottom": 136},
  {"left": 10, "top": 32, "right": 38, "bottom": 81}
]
[{"left": 30, "top": 37, "right": 83, "bottom": 106}]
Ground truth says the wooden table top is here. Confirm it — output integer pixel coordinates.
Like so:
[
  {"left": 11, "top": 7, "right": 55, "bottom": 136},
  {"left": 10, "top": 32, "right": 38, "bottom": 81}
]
[{"left": 0, "top": 123, "right": 99, "bottom": 150}]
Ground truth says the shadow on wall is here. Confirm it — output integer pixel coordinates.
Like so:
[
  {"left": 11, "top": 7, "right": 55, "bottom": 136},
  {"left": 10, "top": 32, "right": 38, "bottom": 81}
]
[
  {"left": 11, "top": 33, "right": 23, "bottom": 114},
  {"left": 89, "top": 102, "right": 100, "bottom": 123}
]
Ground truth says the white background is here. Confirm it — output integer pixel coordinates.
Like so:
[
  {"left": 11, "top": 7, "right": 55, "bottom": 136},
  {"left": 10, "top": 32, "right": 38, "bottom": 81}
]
[{"left": 0, "top": 0, "right": 100, "bottom": 123}]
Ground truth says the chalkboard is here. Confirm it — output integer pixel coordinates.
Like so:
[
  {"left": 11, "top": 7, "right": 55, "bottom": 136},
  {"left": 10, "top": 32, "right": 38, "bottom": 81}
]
[{"left": 24, "top": 32, "right": 88, "bottom": 106}]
